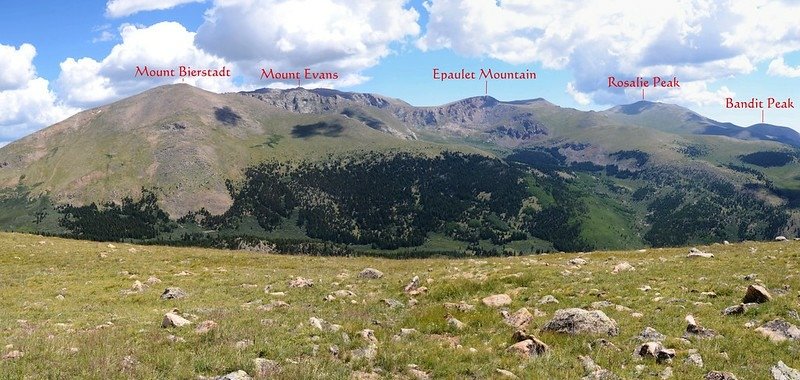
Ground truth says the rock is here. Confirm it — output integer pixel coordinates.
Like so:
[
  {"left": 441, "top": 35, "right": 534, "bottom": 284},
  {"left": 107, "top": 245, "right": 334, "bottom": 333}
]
[
  {"left": 215, "top": 370, "right": 252, "bottom": 380},
  {"left": 407, "top": 364, "right": 430, "bottom": 380},
  {"left": 589, "top": 338, "right": 621, "bottom": 352},
  {"left": 234, "top": 340, "right": 253, "bottom": 349},
  {"left": 755, "top": 319, "right": 800, "bottom": 342},
  {"left": 446, "top": 314, "right": 466, "bottom": 330},
  {"left": 444, "top": 301, "right": 475, "bottom": 312},
  {"left": 162, "top": 310, "right": 191, "bottom": 328},
  {"left": 743, "top": 284, "right": 773, "bottom": 304},
  {"left": 358, "top": 268, "right": 383, "bottom": 279},
  {"left": 684, "top": 351, "right": 704, "bottom": 368},
  {"left": 383, "top": 298, "right": 404, "bottom": 308},
  {"left": 660, "top": 367, "right": 673, "bottom": 379},
  {"left": 657, "top": 348, "right": 676, "bottom": 364},
  {"left": 350, "top": 371, "right": 381, "bottom": 380},
  {"left": 635, "top": 341, "right": 663, "bottom": 358},
  {"left": 495, "top": 369, "right": 519, "bottom": 379},
  {"left": 257, "top": 300, "right": 290, "bottom": 311},
  {"left": 704, "top": 371, "right": 738, "bottom": 380},
  {"left": 722, "top": 303, "right": 757, "bottom": 316},
  {"left": 684, "top": 315, "right": 719, "bottom": 339},
  {"left": 688, "top": 248, "right": 714, "bottom": 258},
  {"left": 611, "top": 262, "right": 634, "bottom": 274},
  {"left": 145, "top": 276, "right": 161, "bottom": 285},
  {"left": 637, "top": 326, "right": 666, "bottom": 342},
  {"left": 351, "top": 344, "right": 377, "bottom": 360},
  {"left": 776, "top": 236, "right": 788, "bottom": 241},
  {"left": 160, "top": 287, "right": 187, "bottom": 300},
  {"left": 288, "top": 277, "right": 314, "bottom": 288},
  {"left": 482, "top": 294, "right": 512, "bottom": 307},
  {"left": 130, "top": 280, "right": 146, "bottom": 293},
  {"left": 253, "top": 358, "right": 280, "bottom": 377},
  {"left": 538, "top": 295, "right": 559, "bottom": 304},
  {"left": 332, "top": 290, "right": 356, "bottom": 298},
  {"left": 569, "top": 257, "right": 588, "bottom": 266},
  {"left": 579, "top": 355, "right": 618, "bottom": 379},
  {"left": 771, "top": 361, "right": 800, "bottom": 380},
  {"left": 542, "top": 308, "right": 619, "bottom": 336},
  {"left": 359, "top": 329, "right": 378, "bottom": 343},
  {"left": 2, "top": 350, "right": 23, "bottom": 360},
  {"left": 404, "top": 275, "right": 420, "bottom": 293},
  {"left": 723, "top": 240, "right": 731, "bottom": 245},
  {"left": 507, "top": 337, "right": 549, "bottom": 357},
  {"left": 502, "top": 308, "right": 533, "bottom": 329},
  {"left": 195, "top": 320, "right": 218, "bottom": 334}
]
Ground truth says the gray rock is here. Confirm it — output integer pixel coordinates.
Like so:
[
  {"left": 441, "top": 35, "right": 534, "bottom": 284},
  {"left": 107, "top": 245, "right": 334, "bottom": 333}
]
[
  {"left": 161, "top": 311, "right": 191, "bottom": 328},
  {"left": 771, "top": 361, "right": 800, "bottom": 380},
  {"left": 722, "top": 303, "right": 758, "bottom": 316},
  {"left": 538, "top": 295, "right": 559, "bottom": 304},
  {"left": 160, "top": 287, "right": 187, "bottom": 300},
  {"left": 253, "top": 358, "right": 280, "bottom": 377},
  {"left": 358, "top": 268, "right": 384, "bottom": 279},
  {"left": 743, "top": 284, "right": 773, "bottom": 304},
  {"left": 635, "top": 341, "right": 663, "bottom": 358},
  {"left": 579, "top": 355, "right": 618, "bottom": 380},
  {"left": 502, "top": 308, "right": 533, "bottom": 329},
  {"left": 542, "top": 308, "right": 619, "bottom": 336},
  {"left": 637, "top": 327, "right": 666, "bottom": 342},
  {"left": 684, "top": 351, "right": 704, "bottom": 368},
  {"left": 611, "top": 262, "right": 634, "bottom": 273},
  {"left": 482, "top": 294, "right": 512, "bottom": 307},
  {"left": 495, "top": 369, "right": 519, "bottom": 379},
  {"left": 507, "top": 337, "right": 549, "bottom": 357},
  {"left": 688, "top": 248, "right": 714, "bottom": 258},
  {"left": 756, "top": 319, "right": 800, "bottom": 342},
  {"left": 288, "top": 277, "right": 314, "bottom": 288},
  {"left": 215, "top": 370, "right": 252, "bottom": 380},
  {"left": 383, "top": 298, "right": 404, "bottom": 308}
]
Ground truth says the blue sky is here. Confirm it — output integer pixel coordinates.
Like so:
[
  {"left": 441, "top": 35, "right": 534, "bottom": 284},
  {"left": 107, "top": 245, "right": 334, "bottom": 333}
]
[{"left": 1, "top": 0, "right": 800, "bottom": 145}]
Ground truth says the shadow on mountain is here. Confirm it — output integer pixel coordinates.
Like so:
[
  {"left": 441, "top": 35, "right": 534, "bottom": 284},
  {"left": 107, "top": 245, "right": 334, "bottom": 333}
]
[
  {"left": 214, "top": 106, "right": 242, "bottom": 125},
  {"left": 291, "top": 122, "right": 344, "bottom": 138}
]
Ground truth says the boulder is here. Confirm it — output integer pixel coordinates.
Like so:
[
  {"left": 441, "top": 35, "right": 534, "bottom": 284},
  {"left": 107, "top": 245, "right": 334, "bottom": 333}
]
[
  {"left": 611, "top": 262, "right": 634, "bottom": 274},
  {"left": 704, "top": 371, "right": 738, "bottom": 380},
  {"left": 538, "top": 295, "right": 559, "bottom": 304},
  {"left": 579, "top": 355, "right": 618, "bottom": 380},
  {"left": 637, "top": 327, "right": 666, "bottom": 342},
  {"left": 542, "top": 308, "right": 619, "bottom": 336},
  {"left": 404, "top": 275, "right": 420, "bottom": 293},
  {"left": 358, "top": 268, "right": 384, "bottom": 279},
  {"left": 195, "top": 320, "right": 218, "bottom": 334},
  {"left": 771, "top": 361, "right": 800, "bottom": 380},
  {"left": 756, "top": 319, "right": 800, "bottom": 342},
  {"left": 569, "top": 257, "right": 588, "bottom": 266},
  {"left": 253, "top": 358, "right": 280, "bottom": 378},
  {"left": 503, "top": 308, "right": 534, "bottom": 329},
  {"left": 687, "top": 248, "right": 714, "bottom": 258},
  {"left": 775, "top": 236, "right": 788, "bottom": 241},
  {"left": 482, "top": 294, "right": 512, "bottom": 307},
  {"left": 722, "top": 303, "right": 757, "bottom": 316},
  {"left": 288, "top": 277, "right": 314, "bottom": 288},
  {"left": 507, "top": 337, "right": 549, "bottom": 357},
  {"left": 215, "top": 370, "right": 252, "bottom": 380},
  {"left": 160, "top": 287, "right": 186, "bottom": 300},
  {"left": 743, "top": 284, "right": 772, "bottom": 304}
]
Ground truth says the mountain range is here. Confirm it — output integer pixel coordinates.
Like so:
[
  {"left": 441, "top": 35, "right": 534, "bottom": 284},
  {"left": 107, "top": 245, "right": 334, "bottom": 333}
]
[{"left": 0, "top": 84, "right": 798, "bottom": 254}]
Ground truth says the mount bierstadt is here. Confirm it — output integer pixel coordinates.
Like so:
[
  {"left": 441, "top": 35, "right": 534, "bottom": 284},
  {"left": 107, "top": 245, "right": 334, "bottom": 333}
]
[{"left": 0, "top": 84, "right": 798, "bottom": 255}]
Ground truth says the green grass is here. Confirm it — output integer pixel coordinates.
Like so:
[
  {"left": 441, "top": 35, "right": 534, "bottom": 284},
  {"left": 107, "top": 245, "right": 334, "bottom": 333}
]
[{"left": 1, "top": 232, "right": 799, "bottom": 379}]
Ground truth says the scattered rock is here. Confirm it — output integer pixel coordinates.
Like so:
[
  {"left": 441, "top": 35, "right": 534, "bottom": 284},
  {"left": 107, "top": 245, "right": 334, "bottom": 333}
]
[
  {"left": 257, "top": 300, "right": 290, "bottom": 311},
  {"left": 160, "top": 287, "right": 187, "bottom": 300},
  {"left": 722, "top": 303, "right": 757, "bottom": 316},
  {"left": 400, "top": 328, "right": 418, "bottom": 336},
  {"left": 288, "top": 277, "right": 314, "bottom": 288},
  {"left": 351, "top": 344, "right": 377, "bottom": 360},
  {"left": 660, "top": 367, "right": 673, "bottom": 379},
  {"left": 121, "top": 355, "right": 138, "bottom": 372},
  {"left": 359, "top": 329, "right": 378, "bottom": 343},
  {"left": 771, "top": 361, "right": 800, "bottom": 380},
  {"left": 538, "top": 295, "right": 559, "bottom": 304},
  {"left": 637, "top": 327, "right": 666, "bottom": 342},
  {"left": 234, "top": 340, "right": 253, "bottom": 349},
  {"left": 578, "top": 355, "right": 618, "bottom": 379},
  {"left": 145, "top": 276, "right": 162, "bottom": 285},
  {"left": 253, "top": 358, "right": 280, "bottom": 377},
  {"left": 657, "top": 348, "right": 676, "bottom": 364},
  {"left": 482, "top": 294, "right": 512, "bottom": 307},
  {"left": 358, "top": 268, "right": 383, "bottom": 279},
  {"left": 687, "top": 247, "right": 714, "bottom": 258},
  {"left": 775, "top": 236, "right": 788, "bottom": 241},
  {"left": 507, "top": 336, "right": 549, "bottom": 357},
  {"left": 495, "top": 369, "right": 519, "bottom": 379},
  {"left": 350, "top": 371, "right": 381, "bottom": 380},
  {"left": 407, "top": 364, "right": 430, "bottom": 380},
  {"left": 215, "top": 370, "right": 252, "bottom": 380},
  {"left": 635, "top": 341, "right": 663, "bottom": 358},
  {"left": 704, "top": 371, "right": 738, "bottom": 380},
  {"left": 743, "top": 284, "right": 773, "bottom": 304},
  {"left": 195, "top": 320, "right": 218, "bottom": 334},
  {"left": 684, "top": 315, "right": 719, "bottom": 339},
  {"left": 589, "top": 338, "right": 621, "bottom": 352},
  {"left": 332, "top": 290, "right": 356, "bottom": 298},
  {"left": 502, "top": 308, "right": 534, "bottom": 329},
  {"left": 755, "top": 319, "right": 800, "bottom": 342},
  {"left": 161, "top": 310, "right": 191, "bottom": 328},
  {"left": 309, "top": 317, "right": 342, "bottom": 332},
  {"left": 611, "top": 262, "right": 634, "bottom": 274},
  {"left": 542, "top": 308, "right": 619, "bottom": 336}
]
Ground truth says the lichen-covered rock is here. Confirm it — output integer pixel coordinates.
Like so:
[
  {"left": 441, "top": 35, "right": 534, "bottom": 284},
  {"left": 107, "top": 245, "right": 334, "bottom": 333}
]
[{"left": 542, "top": 308, "right": 619, "bottom": 336}]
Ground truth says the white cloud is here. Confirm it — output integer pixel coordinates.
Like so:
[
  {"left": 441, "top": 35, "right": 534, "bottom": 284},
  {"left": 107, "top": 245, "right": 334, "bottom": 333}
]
[
  {"left": 767, "top": 56, "right": 800, "bottom": 78},
  {"left": 0, "top": 44, "right": 78, "bottom": 143},
  {"left": 195, "top": 0, "right": 420, "bottom": 87},
  {"left": 419, "top": 0, "right": 800, "bottom": 107},
  {"left": 57, "top": 21, "right": 238, "bottom": 108},
  {"left": 106, "top": 0, "right": 205, "bottom": 18}
]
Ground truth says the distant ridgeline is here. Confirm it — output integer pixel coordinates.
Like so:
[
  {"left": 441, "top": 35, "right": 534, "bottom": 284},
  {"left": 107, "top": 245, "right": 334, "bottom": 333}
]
[{"left": 7, "top": 150, "right": 787, "bottom": 257}]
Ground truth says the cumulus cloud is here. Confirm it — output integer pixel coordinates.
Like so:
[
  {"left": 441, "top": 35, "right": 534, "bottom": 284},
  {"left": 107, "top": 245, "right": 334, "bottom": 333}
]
[
  {"left": 767, "top": 56, "right": 800, "bottom": 78},
  {"left": 0, "top": 43, "right": 78, "bottom": 143},
  {"left": 195, "top": 0, "right": 420, "bottom": 87},
  {"left": 419, "top": 0, "right": 800, "bottom": 106},
  {"left": 106, "top": 0, "right": 205, "bottom": 18},
  {"left": 57, "top": 21, "right": 237, "bottom": 108}
]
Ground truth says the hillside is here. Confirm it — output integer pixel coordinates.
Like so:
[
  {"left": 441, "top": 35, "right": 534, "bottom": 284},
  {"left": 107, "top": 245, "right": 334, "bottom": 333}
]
[
  {"left": 1, "top": 84, "right": 800, "bottom": 253},
  {"left": 1, "top": 232, "right": 799, "bottom": 379}
]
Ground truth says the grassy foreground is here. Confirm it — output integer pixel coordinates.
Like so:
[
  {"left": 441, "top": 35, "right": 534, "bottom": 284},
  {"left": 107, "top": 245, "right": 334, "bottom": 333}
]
[{"left": 0, "top": 232, "right": 798, "bottom": 379}]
